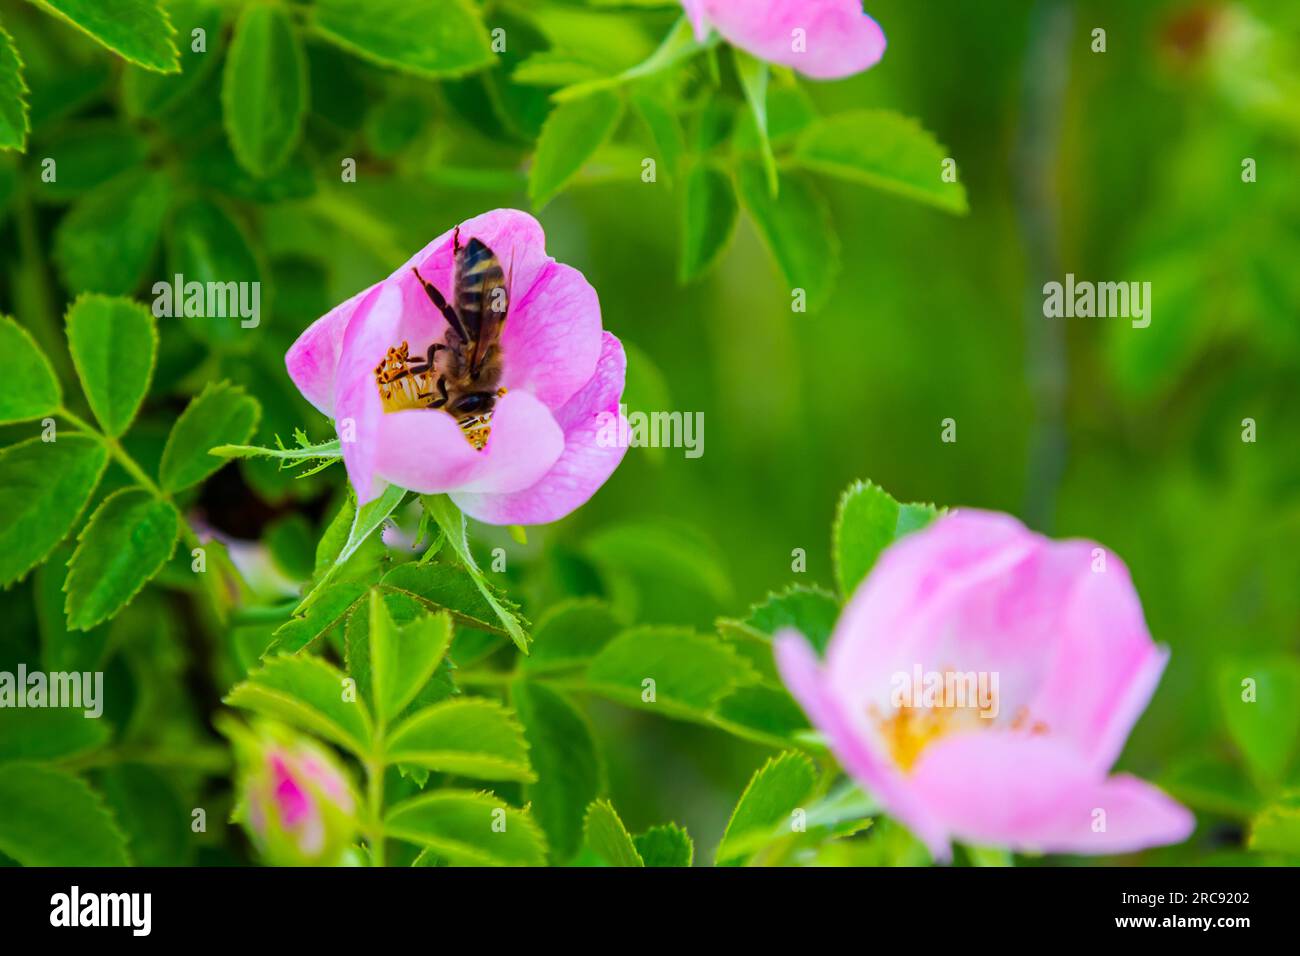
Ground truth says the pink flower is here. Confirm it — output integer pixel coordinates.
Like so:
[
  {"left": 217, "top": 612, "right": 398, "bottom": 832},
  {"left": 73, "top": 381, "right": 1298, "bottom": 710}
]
[
  {"left": 681, "top": 0, "right": 886, "bottom": 79},
  {"left": 286, "top": 209, "right": 627, "bottom": 525},
  {"left": 775, "top": 510, "right": 1195, "bottom": 861},
  {"left": 241, "top": 733, "right": 358, "bottom": 866}
]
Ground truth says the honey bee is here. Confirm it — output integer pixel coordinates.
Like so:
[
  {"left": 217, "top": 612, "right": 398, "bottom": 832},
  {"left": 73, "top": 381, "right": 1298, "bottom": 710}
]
[{"left": 374, "top": 227, "right": 509, "bottom": 450}]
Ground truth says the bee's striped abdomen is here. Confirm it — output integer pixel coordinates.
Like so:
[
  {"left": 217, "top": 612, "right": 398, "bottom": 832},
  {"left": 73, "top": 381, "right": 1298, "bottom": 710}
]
[{"left": 454, "top": 238, "right": 505, "bottom": 339}]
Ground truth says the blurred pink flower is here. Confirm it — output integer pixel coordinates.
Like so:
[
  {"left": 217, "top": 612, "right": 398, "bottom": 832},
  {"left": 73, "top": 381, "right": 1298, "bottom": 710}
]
[
  {"left": 241, "top": 733, "right": 357, "bottom": 866},
  {"left": 286, "top": 209, "right": 627, "bottom": 525},
  {"left": 775, "top": 510, "right": 1195, "bottom": 861},
  {"left": 681, "top": 0, "right": 886, "bottom": 79}
]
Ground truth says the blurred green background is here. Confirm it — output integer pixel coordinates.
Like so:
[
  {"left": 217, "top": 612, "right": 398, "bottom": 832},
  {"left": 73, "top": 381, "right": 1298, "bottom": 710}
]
[{"left": 1, "top": 0, "right": 1297, "bottom": 865}]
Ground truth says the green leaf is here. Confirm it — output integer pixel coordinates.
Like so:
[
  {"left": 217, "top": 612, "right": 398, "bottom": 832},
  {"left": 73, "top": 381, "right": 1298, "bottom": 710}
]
[
  {"left": 793, "top": 110, "right": 969, "bottom": 214},
  {"left": 65, "top": 294, "right": 156, "bottom": 437},
  {"left": 225, "top": 654, "right": 373, "bottom": 757},
  {"left": 716, "top": 751, "right": 817, "bottom": 865},
  {"left": 511, "top": 680, "right": 602, "bottom": 863},
  {"left": 1249, "top": 791, "right": 1300, "bottom": 856},
  {"left": 0, "top": 707, "right": 109, "bottom": 763},
  {"left": 418, "top": 495, "right": 530, "bottom": 651},
  {"left": 0, "top": 435, "right": 107, "bottom": 586},
  {"left": 679, "top": 163, "right": 738, "bottom": 282},
  {"left": 99, "top": 764, "right": 194, "bottom": 866},
  {"left": 733, "top": 49, "right": 777, "bottom": 197},
  {"left": 0, "top": 24, "right": 29, "bottom": 151},
  {"left": 634, "top": 823, "right": 693, "bottom": 867},
  {"left": 584, "top": 627, "right": 757, "bottom": 722},
  {"left": 584, "top": 520, "right": 732, "bottom": 624},
  {"left": 312, "top": 0, "right": 493, "bottom": 79},
  {"left": 385, "top": 697, "right": 534, "bottom": 782},
  {"left": 368, "top": 593, "right": 453, "bottom": 724},
  {"left": 270, "top": 581, "right": 368, "bottom": 655},
  {"left": 1161, "top": 755, "right": 1260, "bottom": 820},
  {"left": 165, "top": 197, "right": 263, "bottom": 351},
  {"left": 344, "top": 588, "right": 457, "bottom": 719},
  {"left": 583, "top": 799, "right": 643, "bottom": 866},
  {"left": 523, "top": 598, "right": 622, "bottom": 673},
  {"left": 0, "top": 315, "right": 61, "bottom": 423},
  {"left": 736, "top": 160, "right": 839, "bottom": 312},
  {"left": 376, "top": 564, "right": 511, "bottom": 637},
  {"left": 34, "top": 543, "right": 111, "bottom": 672},
  {"left": 712, "top": 685, "right": 811, "bottom": 749},
  {"left": 31, "top": 0, "right": 180, "bottom": 73},
  {"left": 631, "top": 93, "right": 683, "bottom": 180},
  {"left": 552, "top": 16, "right": 707, "bottom": 103},
  {"left": 158, "top": 380, "right": 260, "bottom": 492},
  {"left": 384, "top": 791, "right": 547, "bottom": 866},
  {"left": 221, "top": 2, "right": 306, "bottom": 176},
  {"left": 1217, "top": 656, "right": 1300, "bottom": 787},
  {"left": 833, "top": 479, "right": 940, "bottom": 598},
  {"left": 529, "top": 91, "right": 623, "bottom": 210},
  {"left": 64, "top": 488, "right": 180, "bottom": 630},
  {"left": 53, "top": 169, "right": 171, "bottom": 294},
  {"left": 0, "top": 763, "right": 129, "bottom": 865},
  {"left": 264, "top": 513, "right": 314, "bottom": 581},
  {"left": 720, "top": 585, "right": 842, "bottom": 664},
  {"left": 300, "top": 484, "right": 406, "bottom": 612},
  {"left": 122, "top": 0, "right": 223, "bottom": 118},
  {"left": 31, "top": 121, "right": 148, "bottom": 202}
]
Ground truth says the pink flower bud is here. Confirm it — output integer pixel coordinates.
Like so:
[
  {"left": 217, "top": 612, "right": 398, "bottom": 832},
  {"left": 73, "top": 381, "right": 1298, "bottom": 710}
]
[{"left": 237, "top": 727, "right": 358, "bottom": 866}]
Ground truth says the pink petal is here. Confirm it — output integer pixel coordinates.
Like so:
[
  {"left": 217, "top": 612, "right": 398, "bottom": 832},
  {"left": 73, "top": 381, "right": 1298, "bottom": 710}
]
[
  {"left": 909, "top": 734, "right": 1194, "bottom": 856},
  {"left": 825, "top": 510, "right": 1040, "bottom": 715},
  {"left": 333, "top": 283, "right": 393, "bottom": 503},
  {"left": 680, "top": 0, "right": 710, "bottom": 41},
  {"left": 285, "top": 285, "right": 372, "bottom": 417},
  {"left": 774, "top": 630, "right": 950, "bottom": 857},
  {"left": 405, "top": 209, "right": 554, "bottom": 316},
  {"left": 372, "top": 390, "right": 564, "bottom": 496},
  {"left": 693, "top": 0, "right": 886, "bottom": 80},
  {"left": 502, "top": 262, "right": 603, "bottom": 411},
  {"left": 451, "top": 332, "right": 627, "bottom": 525},
  {"left": 1027, "top": 547, "right": 1171, "bottom": 772},
  {"left": 287, "top": 209, "right": 553, "bottom": 424}
]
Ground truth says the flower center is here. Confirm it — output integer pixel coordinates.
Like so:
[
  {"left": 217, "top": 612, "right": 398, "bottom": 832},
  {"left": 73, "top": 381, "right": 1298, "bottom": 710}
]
[
  {"left": 869, "top": 703, "right": 1048, "bottom": 773},
  {"left": 373, "top": 339, "right": 505, "bottom": 451}
]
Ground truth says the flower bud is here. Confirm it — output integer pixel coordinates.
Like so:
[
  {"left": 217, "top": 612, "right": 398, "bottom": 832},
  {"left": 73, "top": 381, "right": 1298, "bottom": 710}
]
[{"left": 232, "top": 723, "right": 359, "bottom": 866}]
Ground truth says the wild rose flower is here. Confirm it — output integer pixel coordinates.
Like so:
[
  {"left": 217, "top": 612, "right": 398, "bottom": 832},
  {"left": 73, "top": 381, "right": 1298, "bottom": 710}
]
[
  {"left": 286, "top": 209, "right": 627, "bottom": 525},
  {"left": 681, "top": 0, "right": 886, "bottom": 79},
  {"left": 236, "top": 727, "right": 358, "bottom": 867},
  {"left": 775, "top": 510, "right": 1195, "bottom": 861}
]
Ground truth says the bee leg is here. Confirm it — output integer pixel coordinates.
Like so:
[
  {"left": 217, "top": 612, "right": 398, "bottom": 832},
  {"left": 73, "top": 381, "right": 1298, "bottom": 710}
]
[
  {"left": 420, "top": 375, "right": 450, "bottom": 409},
  {"left": 407, "top": 342, "right": 444, "bottom": 377},
  {"left": 412, "top": 267, "right": 469, "bottom": 342}
]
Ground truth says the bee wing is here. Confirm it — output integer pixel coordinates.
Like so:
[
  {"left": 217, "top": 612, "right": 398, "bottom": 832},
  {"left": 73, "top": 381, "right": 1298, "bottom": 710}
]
[{"left": 454, "top": 237, "right": 508, "bottom": 375}]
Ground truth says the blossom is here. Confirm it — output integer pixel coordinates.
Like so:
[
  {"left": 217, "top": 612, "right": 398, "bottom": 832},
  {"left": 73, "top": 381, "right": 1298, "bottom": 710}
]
[
  {"left": 775, "top": 510, "right": 1195, "bottom": 860},
  {"left": 681, "top": 0, "right": 886, "bottom": 79},
  {"left": 286, "top": 209, "right": 627, "bottom": 525},
  {"left": 236, "top": 726, "right": 358, "bottom": 866}
]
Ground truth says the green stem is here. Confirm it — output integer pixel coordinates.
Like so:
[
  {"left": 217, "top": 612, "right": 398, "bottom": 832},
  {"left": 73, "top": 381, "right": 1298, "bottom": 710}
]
[
  {"left": 57, "top": 407, "right": 218, "bottom": 591},
  {"left": 366, "top": 758, "right": 386, "bottom": 867}
]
